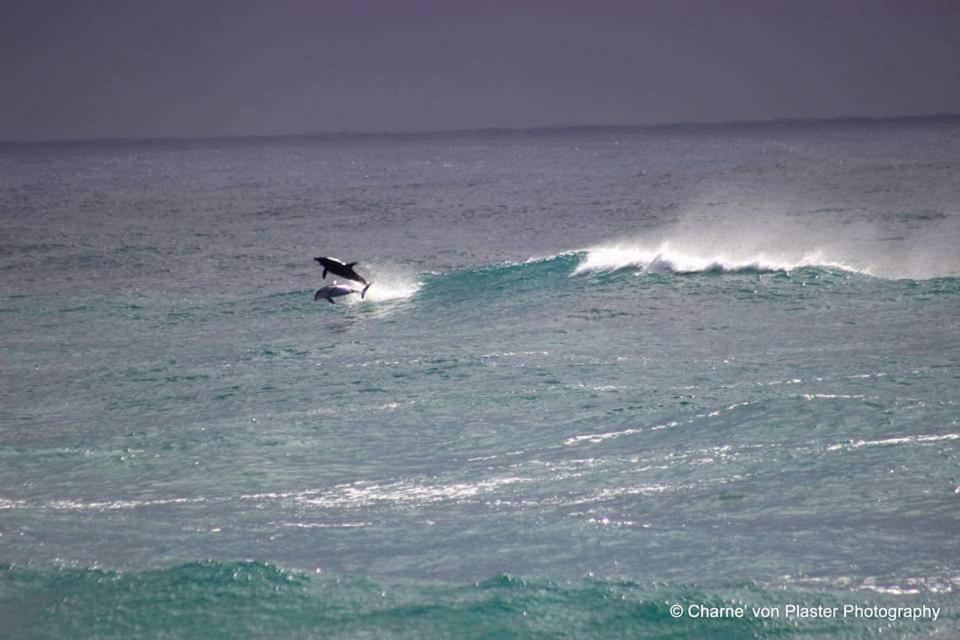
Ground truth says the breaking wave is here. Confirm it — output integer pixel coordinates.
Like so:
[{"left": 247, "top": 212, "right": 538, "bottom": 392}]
[
  {"left": 572, "top": 242, "right": 869, "bottom": 276},
  {"left": 306, "top": 241, "right": 960, "bottom": 310}
]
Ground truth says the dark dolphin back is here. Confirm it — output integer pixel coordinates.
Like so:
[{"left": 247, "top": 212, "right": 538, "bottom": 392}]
[{"left": 314, "top": 256, "right": 368, "bottom": 285}]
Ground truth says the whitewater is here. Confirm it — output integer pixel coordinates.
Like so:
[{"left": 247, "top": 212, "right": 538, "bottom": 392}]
[{"left": 1, "top": 118, "right": 959, "bottom": 639}]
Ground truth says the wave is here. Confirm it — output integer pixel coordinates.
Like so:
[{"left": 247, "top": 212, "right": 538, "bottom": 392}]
[
  {"left": 414, "top": 244, "right": 873, "bottom": 296},
  {"left": 411, "top": 253, "right": 581, "bottom": 305},
  {"left": 572, "top": 242, "right": 869, "bottom": 276},
  {"left": 290, "top": 244, "right": 957, "bottom": 309},
  {"left": 2, "top": 562, "right": 951, "bottom": 639}
]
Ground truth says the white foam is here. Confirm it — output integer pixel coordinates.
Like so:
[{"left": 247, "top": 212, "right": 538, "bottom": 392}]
[
  {"left": 274, "top": 521, "right": 370, "bottom": 529},
  {"left": 826, "top": 432, "right": 959, "bottom": 452},
  {"left": 0, "top": 496, "right": 208, "bottom": 511},
  {"left": 564, "top": 427, "right": 643, "bottom": 446},
  {"left": 573, "top": 241, "right": 866, "bottom": 276},
  {"left": 241, "top": 476, "right": 529, "bottom": 509},
  {"left": 296, "top": 476, "right": 528, "bottom": 508}
]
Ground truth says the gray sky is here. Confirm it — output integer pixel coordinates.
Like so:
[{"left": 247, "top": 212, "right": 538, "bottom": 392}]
[{"left": 2, "top": 0, "right": 959, "bottom": 141}]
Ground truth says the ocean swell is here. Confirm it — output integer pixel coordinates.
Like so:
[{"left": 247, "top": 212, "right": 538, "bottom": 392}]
[
  {"left": 572, "top": 242, "right": 868, "bottom": 276},
  {"left": 0, "top": 562, "right": 950, "bottom": 639}
]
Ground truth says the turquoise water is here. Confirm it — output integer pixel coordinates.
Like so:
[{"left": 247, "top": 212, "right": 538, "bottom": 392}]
[
  {"left": 2, "top": 120, "right": 959, "bottom": 638},
  {"left": 1, "top": 562, "right": 952, "bottom": 639}
]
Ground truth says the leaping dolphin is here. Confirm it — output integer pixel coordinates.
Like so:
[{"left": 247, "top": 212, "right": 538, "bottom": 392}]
[
  {"left": 314, "top": 281, "right": 368, "bottom": 304},
  {"left": 314, "top": 256, "right": 370, "bottom": 287}
]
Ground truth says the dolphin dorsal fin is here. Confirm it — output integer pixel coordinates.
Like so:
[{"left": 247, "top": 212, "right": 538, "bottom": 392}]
[{"left": 346, "top": 261, "right": 358, "bottom": 268}]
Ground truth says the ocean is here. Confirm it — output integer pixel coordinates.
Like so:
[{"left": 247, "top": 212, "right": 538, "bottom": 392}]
[{"left": 1, "top": 118, "right": 958, "bottom": 638}]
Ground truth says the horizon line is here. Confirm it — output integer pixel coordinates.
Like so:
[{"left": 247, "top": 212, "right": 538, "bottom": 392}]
[{"left": 2, "top": 112, "right": 959, "bottom": 146}]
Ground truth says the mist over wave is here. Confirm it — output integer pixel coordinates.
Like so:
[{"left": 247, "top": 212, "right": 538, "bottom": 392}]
[
  {"left": 344, "top": 264, "right": 423, "bottom": 303},
  {"left": 565, "top": 208, "right": 960, "bottom": 280}
]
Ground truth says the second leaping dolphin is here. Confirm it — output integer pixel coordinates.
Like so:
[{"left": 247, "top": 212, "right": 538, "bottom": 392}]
[
  {"left": 314, "top": 281, "right": 368, "bottom": 304},
  {"left": 314, "top": 256, "right": 370, "bottom": 287}
]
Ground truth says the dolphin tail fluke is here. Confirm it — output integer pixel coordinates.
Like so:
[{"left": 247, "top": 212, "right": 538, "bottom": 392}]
[{"left": 361, "top": 283, "right": 372, "bottom": 299}]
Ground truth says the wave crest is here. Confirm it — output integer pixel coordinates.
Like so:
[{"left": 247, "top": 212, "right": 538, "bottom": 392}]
[{"left": 572, "top": 242, "right": 869, "bottom": 276}]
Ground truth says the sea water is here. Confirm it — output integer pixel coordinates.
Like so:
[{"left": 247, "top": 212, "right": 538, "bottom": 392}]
[{"left": 1, "top": 119, "right": 959, "bottom": 638}]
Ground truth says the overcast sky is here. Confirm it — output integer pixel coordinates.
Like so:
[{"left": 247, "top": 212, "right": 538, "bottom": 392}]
[{"left": 2, "top": 0, "right": 959, "bottom": 141}]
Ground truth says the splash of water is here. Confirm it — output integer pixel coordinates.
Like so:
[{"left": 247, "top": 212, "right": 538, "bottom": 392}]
[{"left": 350, "top": 265, "right": 422, "bottom": 303}]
